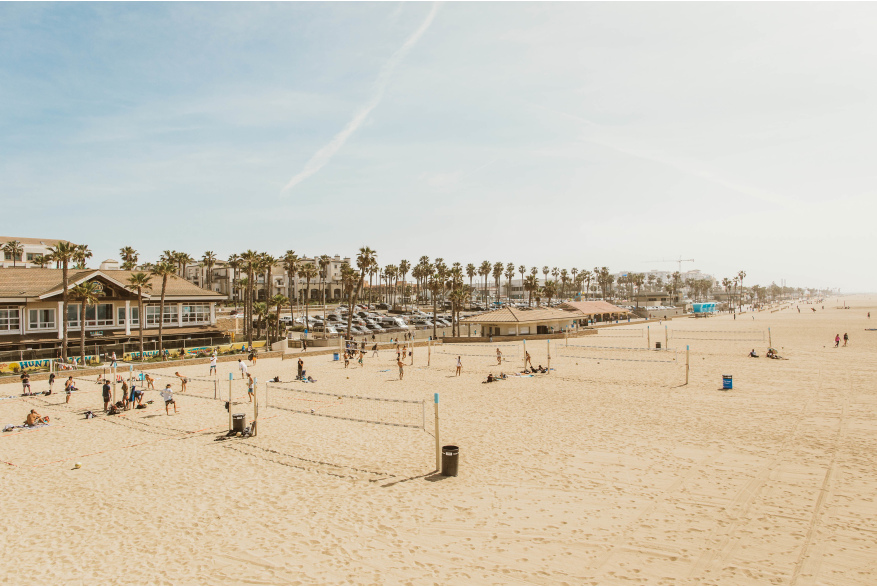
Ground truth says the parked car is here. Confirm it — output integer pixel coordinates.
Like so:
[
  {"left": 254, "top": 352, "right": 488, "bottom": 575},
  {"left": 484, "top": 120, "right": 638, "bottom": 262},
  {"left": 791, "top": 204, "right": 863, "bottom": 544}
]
[{"left": 376, "top": 303, "right": 389, "bottom": 310}]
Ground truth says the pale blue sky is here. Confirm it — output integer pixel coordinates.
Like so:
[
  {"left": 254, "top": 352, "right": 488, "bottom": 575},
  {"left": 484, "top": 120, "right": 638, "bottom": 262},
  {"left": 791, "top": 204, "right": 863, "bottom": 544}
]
[{"left": 2, "top": 2, "right": 875, "bottom": 290}]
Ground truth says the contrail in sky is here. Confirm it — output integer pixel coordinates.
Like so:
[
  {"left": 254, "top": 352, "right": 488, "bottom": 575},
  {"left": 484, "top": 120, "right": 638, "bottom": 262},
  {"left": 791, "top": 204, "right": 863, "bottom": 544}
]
[{"left": 281, "top": 3, "right": 440, "bottom": 195}]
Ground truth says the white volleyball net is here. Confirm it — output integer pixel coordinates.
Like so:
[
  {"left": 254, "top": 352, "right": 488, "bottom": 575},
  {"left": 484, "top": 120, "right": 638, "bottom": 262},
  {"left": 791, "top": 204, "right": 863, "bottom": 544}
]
[
  {"left": 668, "top": 329, "right": 765, "bottom": 342},
  {"left": 265, "top": 383, "right": 426, "bottom": 430}
]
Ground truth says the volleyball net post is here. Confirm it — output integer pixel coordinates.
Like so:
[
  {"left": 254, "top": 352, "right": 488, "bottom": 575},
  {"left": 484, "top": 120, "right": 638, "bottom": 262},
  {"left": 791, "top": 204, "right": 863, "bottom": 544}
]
[
  {"left": 665, "top": 326, "right": 668, "bottom": 349},
  {"left": 112, "top": 364, "right": 117, "bottom": 403},
  {"left": 685, "top": 345, "right": 690, "bottom": 385},
  {"left": 434, "top": 393, "right": 440, "bottom": 472},
  {"left": 768, "top": 328, "right": 772, "bottom": 346},
  {"left": 523, "top": 339, "right": 527, "bottom": 370},
  {"left": 228, "top": 372, "right": 233, "bottom": 431},
  {"left": 547, "top": 339, "right": 551, "bottom": 373},
  {"left": 647, "top": 326, "right": 650, "bottom": 350},
  {"left": 252, "top": 377, "right": 258, "bottom": 437}
]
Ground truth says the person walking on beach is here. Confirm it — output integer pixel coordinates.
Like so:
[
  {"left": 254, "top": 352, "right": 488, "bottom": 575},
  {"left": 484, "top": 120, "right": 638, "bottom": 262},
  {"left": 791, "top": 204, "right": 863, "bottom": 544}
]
[
  {"left": 843, "top": 333, "right": 849, "bottom": 347},
  {"left": 209, "top": 353, "right": 217, "bottom": 376},
  {"left": 239, "top": 358, "right": 248, "bottom": 379},
  {"left": 160, "top": 384, "right": 177, "bottom": 415},
  {"left": 496, "top": 348, "right": 503, "bottom": 365},
  {"left": 835, "top": 334, "right": 841, "bottom": 348},
  {"left": 371, "top": 343, "right": 379, "bottom": 358},
  {"left": 456, "top": 356, "right": 462, "bottom": 376},
  {"left": 525, "top": 351, "right": 533, "bottom": 369},
  {"left": 247, "top": 374, "right": 255, "bottom": 402},
  {"left": 397, "top": 358, "right": 405, "bottom": 380}
]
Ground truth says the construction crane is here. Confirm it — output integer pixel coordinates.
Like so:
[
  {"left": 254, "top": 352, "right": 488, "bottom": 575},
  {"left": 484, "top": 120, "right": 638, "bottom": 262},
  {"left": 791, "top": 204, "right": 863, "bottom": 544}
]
[{"left": 644, "top": 256, "right": 695, "bottom": 273}]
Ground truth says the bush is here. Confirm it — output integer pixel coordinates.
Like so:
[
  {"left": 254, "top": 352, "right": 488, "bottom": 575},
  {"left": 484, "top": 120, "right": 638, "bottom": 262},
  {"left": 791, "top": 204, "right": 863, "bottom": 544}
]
[
  {"left": 290, "top": 324, "right": 305, "bottom": 332},
  {"left": 11, "top": 365, "right": 19, "bottom": 373}
]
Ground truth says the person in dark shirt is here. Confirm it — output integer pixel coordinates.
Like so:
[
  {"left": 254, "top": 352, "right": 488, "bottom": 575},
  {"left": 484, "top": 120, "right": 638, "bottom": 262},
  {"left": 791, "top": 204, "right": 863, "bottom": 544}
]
[{"left": 102, "top": 380, "right": 112, "bottom": 412}]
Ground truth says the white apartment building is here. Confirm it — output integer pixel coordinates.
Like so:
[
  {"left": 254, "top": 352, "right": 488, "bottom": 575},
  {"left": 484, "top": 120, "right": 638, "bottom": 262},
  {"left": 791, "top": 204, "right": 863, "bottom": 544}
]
[{"left": 0, "top": 237, "right": 74, "bottom": 268}]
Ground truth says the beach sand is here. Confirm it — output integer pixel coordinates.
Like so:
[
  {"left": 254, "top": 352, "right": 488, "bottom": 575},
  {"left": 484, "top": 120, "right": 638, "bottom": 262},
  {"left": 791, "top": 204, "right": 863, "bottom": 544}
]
[{"left": 1, "top": 296, "right": 875, "bottom": 584}]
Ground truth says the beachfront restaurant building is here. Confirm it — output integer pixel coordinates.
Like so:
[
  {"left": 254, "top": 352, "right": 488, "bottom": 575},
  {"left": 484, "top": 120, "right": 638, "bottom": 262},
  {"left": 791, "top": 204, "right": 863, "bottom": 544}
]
[
  {"left": 559, "top": 301, "right": 631, "bottom": 324},
  {"left": 459, "top": 307, "right": 578, "bottom": 337},
  {"left": 0, "top": 268, "right": 225, "bottom": 354}
]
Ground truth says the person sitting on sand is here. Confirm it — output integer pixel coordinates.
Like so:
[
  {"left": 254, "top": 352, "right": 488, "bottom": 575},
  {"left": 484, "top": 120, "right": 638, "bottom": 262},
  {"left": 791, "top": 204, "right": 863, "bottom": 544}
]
[
  {"left": 160, "top": 385, "right": 177, "bottom": 415},
  {"left": 25, "top": 409, "right": 49, "bottom": 426},
  {"left": 498, "top": 372, "right": 508, "bottom": 380},
  {"left": 749, "top": 349, "right": 759, "bottom": 358},
  {"left": 483, "top": 373, "right": 495, "bottom": 383}
]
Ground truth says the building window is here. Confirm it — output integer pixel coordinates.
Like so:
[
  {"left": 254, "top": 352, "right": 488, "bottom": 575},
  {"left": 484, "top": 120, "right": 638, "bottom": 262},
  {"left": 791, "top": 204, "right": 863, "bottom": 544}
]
[
  {"left": 28, "top": 308, "right": 56, "bottom": 330},
  {"left": 84, "top": 303, "right": 114, "bottom": 326},
  {"left": 146, "top": 304, "right": 178, "bottom": 325},
  {"left": 66, "top": 304, "right": 80, "bottom": 328},
  {"left": 0, "top": 309, "right": 20, "bottom": 331},
  {"left": 26, "top": 253, "right": 35, "bottom": 261},
  {"left": 118, "top": 306, "right": 140, "bottom": 326},
  {"left": 182, "top": 304, "right": 209, "bottom": 323},
  {"left": 4, "top": 252, "right": 22, "bottom": 261}
]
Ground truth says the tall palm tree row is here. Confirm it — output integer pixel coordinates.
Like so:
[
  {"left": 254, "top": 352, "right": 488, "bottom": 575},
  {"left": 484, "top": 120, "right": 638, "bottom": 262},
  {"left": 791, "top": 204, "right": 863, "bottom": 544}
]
[
  {"left": 202, "top": 251, "right": 217, "bottom": 290},
  {"left": 282, "top": 250, "right": 299, "bottom": 319}
]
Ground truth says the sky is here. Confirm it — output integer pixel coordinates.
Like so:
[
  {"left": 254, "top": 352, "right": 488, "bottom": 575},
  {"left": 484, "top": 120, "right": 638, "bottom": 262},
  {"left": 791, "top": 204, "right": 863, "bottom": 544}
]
[{"left": 1, "top": 2, "right": 876, "bottom": 291}]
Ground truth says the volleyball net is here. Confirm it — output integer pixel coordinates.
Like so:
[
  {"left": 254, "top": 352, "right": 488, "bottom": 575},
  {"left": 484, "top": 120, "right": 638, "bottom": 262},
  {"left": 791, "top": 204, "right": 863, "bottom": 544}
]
[
  {"left": 436, "top": 341, "right": 522, "bottom": 359},
  {"left": 264, "top": 383, "right": 426, "bottom": 430},
  {"left": 593, "top": 328, "right": 645, "bottom": 338},
  {"left": 668, "top": 329, "right": 765, "bottom": 342}
]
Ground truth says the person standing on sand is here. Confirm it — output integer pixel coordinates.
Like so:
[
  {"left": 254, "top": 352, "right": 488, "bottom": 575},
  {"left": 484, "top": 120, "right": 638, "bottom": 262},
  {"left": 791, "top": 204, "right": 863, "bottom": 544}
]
[
  {"left": 496, "top": 348, "right": 503, "bottom": 365},
  {"left": 297, "top": 358, "right": 304, "bottom": 380},
  {"left": 102, "top": 379, "right": 112, "bottom": 412},
  {"left": 525, "top": 351, "right": 533, "bottom": 369},
  {"left": 397, "top": 358, "right": 405, "bottom": 380},
  {"left": 843, "top": 333, "right": 849, "bottom": 347},
  {"left": 48, "top": 372, "right": 55, "bottom": 394},
  {"left": 247, "top": 374, "right": 255, "bottom": 402},
  {"left": 835, "top": 334, "right": 841, "bottom": 348},
  {"left": 371, "top": 343, "right": 379, "bottom": 358},
  {"left": 239, "top": 358, "right": 248, "bottom": 379},
  {"left": 160, "top": 384, "right": 177, "bottom": 415},
  {"left": 209, "top": 354, "right": 217, "bottom": 376},
  {"left": 456, "top": 356, "right": 462, "bottom": 376}
]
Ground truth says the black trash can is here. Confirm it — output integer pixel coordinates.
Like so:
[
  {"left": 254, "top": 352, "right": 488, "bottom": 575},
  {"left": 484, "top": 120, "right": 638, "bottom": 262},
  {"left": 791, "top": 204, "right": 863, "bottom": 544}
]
[
  {"left": 232, "top": 413, "right": 247, "bottom": 434},
  {"left": 655, "top": 342, "right": 662, "bottom": 349},
  {"left": 441, "top": 445, "right": 459, "bottom": 476}
]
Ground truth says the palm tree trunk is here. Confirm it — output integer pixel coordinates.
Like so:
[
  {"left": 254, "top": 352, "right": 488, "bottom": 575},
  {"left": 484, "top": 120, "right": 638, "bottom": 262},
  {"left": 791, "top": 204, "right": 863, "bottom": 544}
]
[
  {"left": 159, "top": 277, "right": 167, "bottom": 356},
  {"left": 80, "top": 304, "right": 87, "bottom": 367},
  {"left": 62, "top": 262, "right": 69, "bottom": 361},
  {"left": 138, "top": 292, "right": 145, "bottom": 360}
]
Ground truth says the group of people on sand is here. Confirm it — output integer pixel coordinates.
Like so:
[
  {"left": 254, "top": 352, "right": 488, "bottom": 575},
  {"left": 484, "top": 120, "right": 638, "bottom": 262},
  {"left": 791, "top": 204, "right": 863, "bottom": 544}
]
[
  {"left": 835, "top": 333, "right": 849, "bottom": 347},
  {"left": 749, "top": 348, "right": 784, "bottom": 360}
]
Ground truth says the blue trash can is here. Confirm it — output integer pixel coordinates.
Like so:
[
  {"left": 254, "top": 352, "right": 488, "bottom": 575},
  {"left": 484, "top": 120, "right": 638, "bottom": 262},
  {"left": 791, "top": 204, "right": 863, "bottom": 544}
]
[
  {"left": 333, "top": 353, "right": 339, "bottom": 361},
  {"left": 722, "top": 375, "right": 733, "bottom": 390}
]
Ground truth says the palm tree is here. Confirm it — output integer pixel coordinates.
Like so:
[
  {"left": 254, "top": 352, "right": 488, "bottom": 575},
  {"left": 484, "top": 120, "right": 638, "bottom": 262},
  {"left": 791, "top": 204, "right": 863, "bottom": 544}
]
[
  {"left": 345, "top": 247, "right": 375, "bottom": 338},
  {"left": 269, "top": 294, "right": 289, "bottom": 344},
  {"left": 504, "top": 263, "right": 515, "bottom": 301},
  {"left": 543, "top": 280, "right": 558, "bottom": 306},
  {"left": 399, "top": 259, "right": 410, "bottom": 309},
  {"left": 560, "top": 269, "right": 569, "bottom": 300},
  {"left": 34, "top": 254, "right": 48, "bottom": 268},
  {"left": 448, "top": 287, "right": 470, "bottom": 337},
  {"left": 466, "top": 263, "right": 477, "bottom": 309},
  {"left": 671, "top": 271, "right": 682, "bottom": 304},
  {"left": 202, "top": 251, "right": 217, "bottom": 291},
  {"left": 542, "top": 266, "right": 550, "bottom": 287},
  {"left": 534, "top": 286, "right": 543, "bottom": 308},
  {"left": 261, "top": 253, "right": 278, "bottom": 303},
  {"left": 492, "top": 262, "right": 503, "bottom": 304},
  {"left": 150, "top": 262, "right": 176, "bottom": 357},
  {"left": 318, "top": 255, "right": 332, "bottom": 338},
  {"left": 479, "top": 261, "right": 491, "bottom": 305},
  {"left": 47, "top": 241, "right": 77, "bottom": 360},
  {"left": 239, "top": 250, "right": 261, "bottom": 345},
  {"left": 70, "top": 281, "right": 102, "bottom": 367},
  {"left": 253, "top": 302, "right": 268, "bottom": 340},
  {"left": 282, "top": 251, "right": 299, "bottom": 317},
  {"left": 298, "top": 263, "right": 318, "bottom": 331},
  {"left": 524, "top": 274, "right": 538, "bottom": 306},
  {"left": 737, "top": 270, "right": 747, "bottom": 312},
  {"left": 119, "top": 246, "right": 139, "bottom": 270},
  {"left": 227, "top": 254, "right": 241, "bottom": 303},
  {"left": 126, "top": 273, "right": 152, "bottom": 360},
  {"left": 428, "top": 273, "right": 443, "bottom": 339},
  {"left": 2, "top": 240, "right": 23, "bottom": 267},
  {"left": 73, "top": 244, "right": 92, "bottom": 269}
]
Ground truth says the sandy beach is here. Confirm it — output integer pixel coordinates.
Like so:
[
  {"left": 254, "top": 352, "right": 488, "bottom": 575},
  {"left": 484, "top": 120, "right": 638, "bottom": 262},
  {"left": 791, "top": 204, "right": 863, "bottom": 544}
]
[{"left": 1, "top": 296, "right": 875, "bottom": 585}]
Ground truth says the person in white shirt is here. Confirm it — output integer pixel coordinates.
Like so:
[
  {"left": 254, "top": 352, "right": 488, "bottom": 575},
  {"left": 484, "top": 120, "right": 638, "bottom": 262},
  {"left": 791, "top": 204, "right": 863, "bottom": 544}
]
[
  {"left": 160, "top": 385, "right": 177, "bottom": 415},
  {"left": 239, "top": 359, "right": 248, "bottom": 379},
  {"left": 209, "top": 354, "right": 217, "bottom": 376}
]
